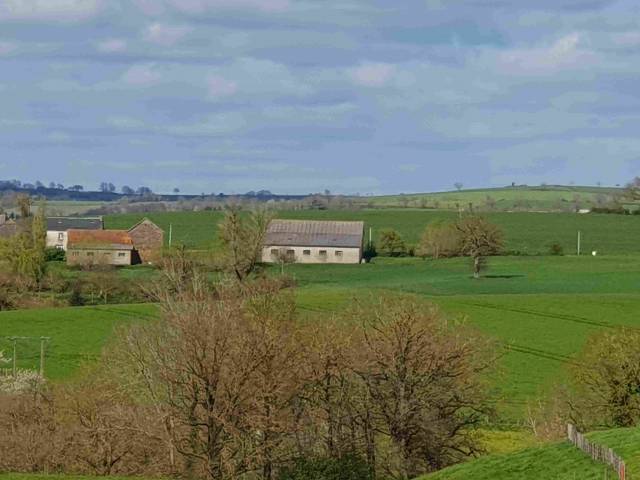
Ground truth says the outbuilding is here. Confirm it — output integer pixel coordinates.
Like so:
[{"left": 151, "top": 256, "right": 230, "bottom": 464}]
[
  {"left": 262, "top": 219, "right": 364, "bottom": 264},
  {"left": 66, "top": 229, "right": 134, "bottom": 266}
]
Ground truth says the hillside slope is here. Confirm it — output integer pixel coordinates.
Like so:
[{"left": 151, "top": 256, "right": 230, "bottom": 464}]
[
  {"left": 421, "top": 441, "right": 613, "bottom": 480},
  {"left": 365, "top": 185, "right": 621, "bottom": 210}
]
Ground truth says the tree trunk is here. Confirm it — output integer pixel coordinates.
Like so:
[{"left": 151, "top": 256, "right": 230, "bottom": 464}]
[{"left": 473, "top": 256, "right": 481, "bottom": 279}]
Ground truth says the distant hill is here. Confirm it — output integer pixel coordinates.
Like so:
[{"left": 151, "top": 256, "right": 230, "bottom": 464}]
[{"left": 360, "top": 185, "right": 624, "bottom": 211}]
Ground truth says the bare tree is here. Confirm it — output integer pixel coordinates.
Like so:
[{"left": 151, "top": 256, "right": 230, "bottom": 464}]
[
  {"left": 218, "top": 207, "right": 271, "bottom": 282},
  {"left": 454, "top": 182, "right": 463, "bottom": 191},
  {"left": 455, "top": 216, "right": 504, "bottom": 278},
  {"left": 349, "top": 296, "right": 495, "bottom": 478}
]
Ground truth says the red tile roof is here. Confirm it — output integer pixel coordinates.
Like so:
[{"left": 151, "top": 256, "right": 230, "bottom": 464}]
[{"left": 67, "top": 229, "right": 134, "bottom": 250}]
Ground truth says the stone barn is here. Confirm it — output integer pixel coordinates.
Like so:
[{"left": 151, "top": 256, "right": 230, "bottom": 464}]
[
  {"left": 128, "top": 218, "right": 164, "bottom": 263},
  {"left": 262, "top": 219, "right": 364, "bottom": 264},
  {"left": 66, "top": 229, "right": 135, "bottom": 266}
]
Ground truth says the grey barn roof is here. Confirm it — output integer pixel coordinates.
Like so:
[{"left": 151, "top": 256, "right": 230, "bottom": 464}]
[
  {"left": 265, "top": 219, "right": 364, "bottom": 248},
  {"left": 47, "top": 217, "right": 103, "bottom": 232}
]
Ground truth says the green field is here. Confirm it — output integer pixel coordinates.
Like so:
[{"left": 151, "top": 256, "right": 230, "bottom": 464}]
[
  {"left": 106, "top": 209, "right": 640, "bottom": 255},
  {"left": 422, "top": 441, "right": 613, "bottom": 479},
  {"left": 3, "top": 255, "right": 640, "bottom": 422},
  {"left": 366, "top": 185, "right": 620, "bottom": 210},
  {"left": 0, "top": 304, "right": 156, "bottom": 379},
  {"left": 423, "top": 425, "right": 640, "bottom": 479}
]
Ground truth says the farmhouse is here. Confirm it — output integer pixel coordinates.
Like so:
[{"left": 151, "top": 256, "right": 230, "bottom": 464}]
[
  {"left": 66, "top": 229, "right": 134, "bottom": 266},
  {"left": 262, "top": 219, "right": 364, "bottom": 264},
  {"left": 46, "top": 217, "right": 103, "bottom": 250},
  {"left": 128, "top": 218, "right": 164, "bottom": 263}
]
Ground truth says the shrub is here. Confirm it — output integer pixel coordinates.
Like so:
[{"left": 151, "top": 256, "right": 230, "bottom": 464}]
[
  {"left": 44, "top": 247, "right": 66, "bottom": 262},
  {"left": 416, "top": 222, "right": 461, "bottom": 259},
  {"left": 378, "top": 229, "right": 407, "bottom": 257},
  {"left": 278, "top": 455, "right": 372, "bottom": 480},
  {"left": 548, "top": 242, "right": 564, "bottom": 256}
]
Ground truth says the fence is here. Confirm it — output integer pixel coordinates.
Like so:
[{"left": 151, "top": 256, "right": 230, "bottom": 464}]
[{"left": 567, "top": 424, "right": 626, "bottom": 480}]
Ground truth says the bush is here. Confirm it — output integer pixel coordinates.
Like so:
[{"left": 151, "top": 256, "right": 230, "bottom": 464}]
[
  {"left": 378, "top": 229, "right": 407, "bottom": 257},
  {"left": 44, "top": 247, "right": 66, "bottom": 262},
  {"left": 278, "top": 456, "right": 372, "bottom": 480},
  {"left": 548, "top": 242, "right": 564, "bottom": 256}
]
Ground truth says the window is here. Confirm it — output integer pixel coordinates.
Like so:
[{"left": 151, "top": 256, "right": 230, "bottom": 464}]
[
  {"left": 271, "top": 249, "right": 279, "bottom": 256},
  {"left": 319, "top": 250, "right": 327, "bottom": 256},
  {"left": 303, "top": 250, "right": 311, "bottom": 256},
  {"left": 71, "top": 251, "right": 79, "bottom": 257},
  {"left": 335, "top": 250, "right": 343, "bottom": 257},
  {"left": 104, "top": 252, "right": 110, "bottom": 256},
  {"left": 118, "top": 252, "right": 126, "bottom": 258},
  {"left": 286, "top": 249, "right": 295, "bottom": 256},
  {"left": 86, "top": 252, "right": 94, "bottom": 257},
  {"left": 58, "top": 232, "right": 64, "bottom": 240}
]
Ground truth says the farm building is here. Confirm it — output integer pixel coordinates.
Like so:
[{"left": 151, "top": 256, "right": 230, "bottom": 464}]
[
  {"left": 66, "top": 229, "right": 134, "bottom": 266},
  {"left": 262, "top": 219, "right": 365, "bottom": 264},
  {"left": 128, "top": 218, "right": 164, "bottom": 263},
  {"left": 46, "top": 217, "right": 103, "bottom": 250}
]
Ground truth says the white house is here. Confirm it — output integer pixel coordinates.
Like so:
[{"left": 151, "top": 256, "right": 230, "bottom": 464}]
[
  {"left": 262, "top": 219, "right": 364, "bottom": 265},
  {"left": 46, "top": 217, "right": 103, "bottom": 250}
]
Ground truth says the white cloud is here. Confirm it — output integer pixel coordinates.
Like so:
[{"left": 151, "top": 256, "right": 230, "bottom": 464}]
[
  {"left": 143, "top": 23, "right": 191, "bottom": 46},
  {"left": 166, "top": 0, "right": 290, "bottom": 14},
  {"left": 164, "top": 113, "right": 246, "bottom": 136},
  {"left": 206, "top": 57, "right": 313, "bottom": 100},
  {"left": 495, "top": 33, "right": 597, "bottom": 74},
  {"left": 96, "top": 38, "right": 127, "bottom": 53},
  {"left": 107, "top": 116, "right": 145, "bottom": 129},
  {"left": 207, "top": 74, "right": 238, "bottom": 98},
  {"left": 0, "top": 0, "right": 104, "bottom": 22},
  {"left": 121, "top": 64, "right": 161, "bottom": 86},
  {"left": 348, "top": 62, "right": 396, "bottom": 88}
]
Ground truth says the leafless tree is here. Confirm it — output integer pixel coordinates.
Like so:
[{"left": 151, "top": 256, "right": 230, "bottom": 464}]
[
  {"left": 349, "top": 296, "right": 496, "bottom": 478},
  {"left": 455, "top": 216, "right": 504, "bottom": 278},
  {"left": 218, "top": 206, "right": 271, "bottom": 282}
]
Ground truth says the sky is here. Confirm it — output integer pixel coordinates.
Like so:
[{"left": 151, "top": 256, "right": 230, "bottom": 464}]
[{"left": 1, "top": 0, "right": 640, "bottom": 195}]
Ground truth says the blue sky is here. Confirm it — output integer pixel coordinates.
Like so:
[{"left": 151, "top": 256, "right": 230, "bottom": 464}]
[{"left": 1, "top": 0, "right": 640, "bottom": 194}]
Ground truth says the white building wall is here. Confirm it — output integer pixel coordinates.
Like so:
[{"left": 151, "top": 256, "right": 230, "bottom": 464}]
[
  {"left": 46, "top": 230, "right": 68, "bottom": 250},
  {"left": 262, "top": 245, "right": 361, "bottom": 264}
]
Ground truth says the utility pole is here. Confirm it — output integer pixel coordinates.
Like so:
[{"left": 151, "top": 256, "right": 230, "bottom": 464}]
[
  {"left": 577, "top": 231, "right": 582, "bottom": 256},
  {"left": 12, "top": 338, "right": 16, "bottom": 377},
  {"left": 369, "top": 227, "right": 372, "bottom": 247},
  {"left": 39, "top": 337, "right": 46, "bottom": 376},
  {"left": 169, "top": 223, "right": 173, "bottom": 247}
]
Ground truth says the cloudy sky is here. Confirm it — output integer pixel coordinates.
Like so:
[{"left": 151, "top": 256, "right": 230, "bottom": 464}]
[{"left": 1, "top": 0, "right": 640, "bottom": 194}]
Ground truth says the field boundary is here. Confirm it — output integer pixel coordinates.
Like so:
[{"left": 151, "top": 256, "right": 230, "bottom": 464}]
[{"left": 568, "top": 424, "right": 626, "bottom": 479}]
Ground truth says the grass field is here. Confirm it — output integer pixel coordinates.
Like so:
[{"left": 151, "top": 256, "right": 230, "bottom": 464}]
[
  {"left": 292, "top": 255, "right": 640, "bottom": 420},
  {"left": 3, "top": 255, "right": 640, "bottom": 422},
  {"left": 422, "top": 426, "right": 640, "bottom": 479},
  {"left": 0, "top": 304, "right": 156, "bottom": 379},
  {"left": 367, "top": 185, "right": 621, "bottom": 210},
  {"left": 421, "top": 441, "right": 614, "bottom": 479},
  {"left": 106, "top": 209, "right": 640, "bottom": 255}
]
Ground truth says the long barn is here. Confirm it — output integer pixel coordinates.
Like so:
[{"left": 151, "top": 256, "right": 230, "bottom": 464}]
[{"left": 262, "top": 219, "right": 364, "bottom": 264}]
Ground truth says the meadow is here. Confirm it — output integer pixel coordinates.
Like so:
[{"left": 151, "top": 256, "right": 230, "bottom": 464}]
[
  {"left": 107, "top": 209, "right": 640, "bottom": 255},
  {"left": 366, "top": 185, "right": 620, "bottom": 210},
  {"left": 3, "top": 255, "right": 640, "bottom": 422}
]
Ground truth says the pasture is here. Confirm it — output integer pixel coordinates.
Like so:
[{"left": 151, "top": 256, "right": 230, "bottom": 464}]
[
  {"left": 367, "top": 185, "right": 620, "bottom": 210},
  {"left": 0, "top": 304, "right": 156, "bottom": 379},
  {"left": 107, "top": 209, "right": 640, "bottom": 255},
  {"left": 3, "top": 255, "right": 640, "bottom": 422}
]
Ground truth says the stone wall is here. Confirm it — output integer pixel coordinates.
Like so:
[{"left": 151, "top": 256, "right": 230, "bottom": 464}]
[{"left": 129, "top": 219, "right": 164, "bottom": 263}]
